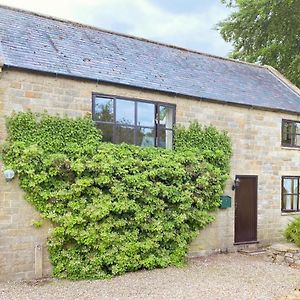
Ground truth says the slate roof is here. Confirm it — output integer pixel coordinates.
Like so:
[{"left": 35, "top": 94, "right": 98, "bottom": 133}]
[{"left": 1, "top": 5, "right": 300, "bottom": 114}]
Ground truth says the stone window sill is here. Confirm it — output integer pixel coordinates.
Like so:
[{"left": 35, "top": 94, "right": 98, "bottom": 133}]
[
  {"left": 281, "top": 211, "right": 300, "bottom": 216},
  {"left": 281, "top": 146, "right": 300, "bottom": 151}
]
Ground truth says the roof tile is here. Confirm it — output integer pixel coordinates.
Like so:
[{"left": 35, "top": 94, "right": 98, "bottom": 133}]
[{"left": 1, "top": 5, "right": 300, "bottom": 114}]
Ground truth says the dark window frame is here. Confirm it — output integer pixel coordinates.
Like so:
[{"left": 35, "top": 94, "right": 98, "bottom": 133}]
[
  {"left": 92, "top": 93, "right": 176, "bottom": 148},
  {"left": 282, "top": 176, "right": 300, "bottom": 212},
  {"left": 282, "top": 119, "right": 300, "bottom": 148}
]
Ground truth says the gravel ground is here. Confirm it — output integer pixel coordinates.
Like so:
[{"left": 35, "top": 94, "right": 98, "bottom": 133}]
[
  {"left": 0, "top": 253, "right": 299, "bottom": 300},
  {"left": 275, "top": 289, "right": 300, "bottom": 300}
]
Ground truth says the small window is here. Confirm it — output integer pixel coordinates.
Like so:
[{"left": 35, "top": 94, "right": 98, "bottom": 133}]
[
  {"left": 92, "top": 94, "right": 175, "bottom": 149},
  {"left": 282, "top": 176, "right": 300, "bottom": 212},
  {"left": 282, "top": 120, "right": 300, "bottom": 147}
]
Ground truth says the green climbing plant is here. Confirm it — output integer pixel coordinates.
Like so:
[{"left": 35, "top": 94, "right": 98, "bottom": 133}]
[{"left": 2, "top": 111, "right": 231, "bottom": 279}]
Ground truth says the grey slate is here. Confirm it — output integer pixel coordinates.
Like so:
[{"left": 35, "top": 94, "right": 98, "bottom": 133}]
[{"left": 1, "top": 5, "right": 300, "bottom": 114}]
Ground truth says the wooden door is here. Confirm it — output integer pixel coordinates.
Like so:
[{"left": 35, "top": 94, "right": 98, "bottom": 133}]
[{"left": 234, "top": 175, "right": 257, "bottom": 244}]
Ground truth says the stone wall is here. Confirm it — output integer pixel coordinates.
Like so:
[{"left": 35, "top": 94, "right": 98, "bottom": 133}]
[
  {"left": 0, "top": 68, "right": 300, "bottom": 280},
  {"left": 0, "top": 176, "right": 52, "bottom": 281},
  {"left": 267, "top": 243, "right": 300, "bottom": 267}
]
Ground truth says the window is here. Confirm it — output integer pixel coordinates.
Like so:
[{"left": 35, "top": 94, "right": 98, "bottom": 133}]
[
  {"left": 282, "top": 119, "right": 300, "bottom": 147},
  {"left": 92, "top": 94, "right": 175, "bottom": 148},
  {"left": 282, "top": 176, "right": 300, "bottom": 212}
]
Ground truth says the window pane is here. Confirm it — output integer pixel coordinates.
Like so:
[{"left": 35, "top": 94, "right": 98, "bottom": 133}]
[
  {"left": 137, "top": 127, "right": 155, "bottom": 147},
  {"left": 116, "top": 99, "right": 135, "bottom": 125},
  {"left": 283, "top": 177, "right": 300, "bottom": 211},
  {"left": 94, "top": 97, "right": 114, "bottom": 122},
  {"left": 293, "top": 195, "right": 298, "bottom": 210},
  {"left": 282, "top": 122, "right": 293, "bottom": 145},
  {"left": 137, "top": 102, "right": 155, "bottom": 126},
  {"left": 284, "top": 195, "right": 292, "bottom": 210},
  {"left": 159, "top": 129, "right": 173, "bottom": 149},
  {"left": 293, "top": 178, "right": 298, "bottom": 193},
  {"left": 160, "top": 106, "right": 174, "bottom": 129},
  {"left": 283, "top": 178, "right": 293, "bottom": 194},
  {"left": 282, "top": 121, "right": 300, "bottom": 146},
  {"left": 115, "top": 126, "right": 134, "bottom": 144},
  {"left": 96, "top": 123, "right": 113, "bottom": 143}
]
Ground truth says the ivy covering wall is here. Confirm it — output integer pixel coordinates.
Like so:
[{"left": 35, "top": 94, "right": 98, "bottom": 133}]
[{"left": 2, "top": 112, "right": 232, "bottom": 279}]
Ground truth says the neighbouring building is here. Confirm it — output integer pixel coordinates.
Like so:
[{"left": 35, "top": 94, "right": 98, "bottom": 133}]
[{"left": 1, "top": 5, "right": 300, "bottom": 281}]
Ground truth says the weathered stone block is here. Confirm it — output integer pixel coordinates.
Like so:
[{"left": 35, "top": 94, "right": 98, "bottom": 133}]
[
  {"left": 275, "top": 255, "right": 285, "bottom": 264},
  {"left": 285, "top": 252, "right": 294, "bottom": 258},
  {"left": 284, "top": 256, "right": 295, "bottom": 264},
  {"left": 0, "top": 214, "right": 12, "bottom": 225}
]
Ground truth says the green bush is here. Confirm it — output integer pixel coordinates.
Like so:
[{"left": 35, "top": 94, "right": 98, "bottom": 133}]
[
  {"left": 2, "top": 112, "right": 231, "bottom": 279},
  {"left": 285, "top": 217, "right": 300, "bottom": 246}
]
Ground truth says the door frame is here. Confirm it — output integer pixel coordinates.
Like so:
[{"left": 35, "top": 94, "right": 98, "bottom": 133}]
[{"left": 234, "top": 175, "right": 258, "bottom": 245}]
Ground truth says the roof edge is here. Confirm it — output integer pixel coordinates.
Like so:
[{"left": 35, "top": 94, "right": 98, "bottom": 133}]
[
  {"left": 0, "top": 4, "right": 266, "bottom": 70},
  {"left": 3, "top": 64, "right": 300, "bottom": 117},
  {"left": 265, "top": 65, "right": 300, "bottom": 97},
  {"left": 0, "top": 38, "right": 4, "bottom": 67}
]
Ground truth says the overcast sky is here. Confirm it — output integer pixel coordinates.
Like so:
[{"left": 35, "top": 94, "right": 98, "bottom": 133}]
[{"left": 0, "top": 0, "right": 233, "bottom": 57}]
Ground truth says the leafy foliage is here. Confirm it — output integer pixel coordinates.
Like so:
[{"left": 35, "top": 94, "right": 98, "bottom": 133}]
[
  {"left": 2, "top": 112, "right": 231, "bottom": 279},
  {"left": 175, "top": 122, "right": 232, "bottom": 172},
  {"left": 31, "top": 219, "right": 43, "bottom": 228},
  {"left": 218, "top": 0, "right": 300, "bottom": 87},
  {"left": 285, "top": 217, "right": 300, "bottom": 246}
]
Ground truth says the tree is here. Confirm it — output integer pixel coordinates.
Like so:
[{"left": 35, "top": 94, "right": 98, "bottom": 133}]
[{"left": 218, "top": 0, "right": 300, "bottom": 87}]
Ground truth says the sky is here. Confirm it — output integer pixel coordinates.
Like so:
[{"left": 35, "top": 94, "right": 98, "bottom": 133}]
[{"left": 0, "top": 0, "right": 233, "bottom": 57}]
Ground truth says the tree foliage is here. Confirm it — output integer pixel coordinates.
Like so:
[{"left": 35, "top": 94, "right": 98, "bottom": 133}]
[
  {"left": 218, "top": 0, "right": 300, "bottom": 87},
  {"left": 2, "top": 112, "right": 231, "bottom": 279}
]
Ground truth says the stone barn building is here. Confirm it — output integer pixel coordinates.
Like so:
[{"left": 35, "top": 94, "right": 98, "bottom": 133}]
[{"left": 0, "top": 5, "right": 300, "bottom": 280}]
